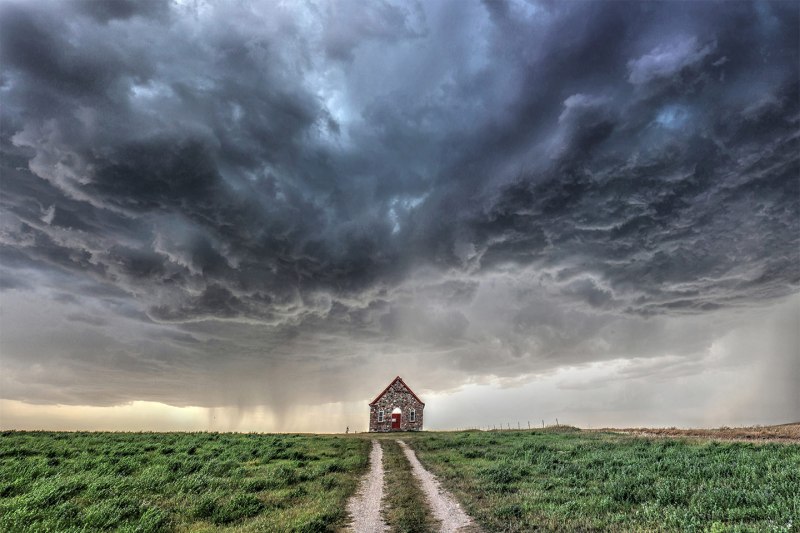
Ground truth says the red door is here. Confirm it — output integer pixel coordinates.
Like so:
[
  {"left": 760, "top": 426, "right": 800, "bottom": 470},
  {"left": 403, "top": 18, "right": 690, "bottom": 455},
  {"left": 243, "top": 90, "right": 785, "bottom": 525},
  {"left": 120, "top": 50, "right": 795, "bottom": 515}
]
[{"left": 391, "top": 413, "right": 401, "bottom": 429}]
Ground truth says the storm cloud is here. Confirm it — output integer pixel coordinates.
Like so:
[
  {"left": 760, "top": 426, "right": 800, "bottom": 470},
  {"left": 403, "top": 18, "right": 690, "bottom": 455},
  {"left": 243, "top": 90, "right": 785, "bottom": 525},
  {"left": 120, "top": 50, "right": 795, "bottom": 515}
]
[{"left": 0, "top": 0, "right": 798, "bottom": 427}]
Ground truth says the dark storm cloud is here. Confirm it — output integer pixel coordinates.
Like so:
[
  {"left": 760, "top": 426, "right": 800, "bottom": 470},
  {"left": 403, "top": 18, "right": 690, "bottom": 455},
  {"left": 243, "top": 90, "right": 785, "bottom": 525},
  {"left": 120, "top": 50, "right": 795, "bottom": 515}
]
[
  {"left": 0, "top": 0, "right": 797, "bottom": 410},
  {"left": 72, "top": 0, "right": 170, "bottom": 23}
]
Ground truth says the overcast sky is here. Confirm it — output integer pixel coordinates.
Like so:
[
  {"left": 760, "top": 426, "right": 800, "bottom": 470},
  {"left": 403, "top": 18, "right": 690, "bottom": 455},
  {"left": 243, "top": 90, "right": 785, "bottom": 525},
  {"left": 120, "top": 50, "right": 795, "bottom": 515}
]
[{"left": 0, "top": 0, "right": 798, "bottom": 432}]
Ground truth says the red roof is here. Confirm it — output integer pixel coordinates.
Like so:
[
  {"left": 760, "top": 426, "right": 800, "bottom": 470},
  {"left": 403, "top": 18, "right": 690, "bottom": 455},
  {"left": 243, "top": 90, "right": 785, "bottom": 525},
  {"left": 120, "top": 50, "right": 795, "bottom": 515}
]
[{"left": 369, "top": 376, "right": 425, "bottom": 406}]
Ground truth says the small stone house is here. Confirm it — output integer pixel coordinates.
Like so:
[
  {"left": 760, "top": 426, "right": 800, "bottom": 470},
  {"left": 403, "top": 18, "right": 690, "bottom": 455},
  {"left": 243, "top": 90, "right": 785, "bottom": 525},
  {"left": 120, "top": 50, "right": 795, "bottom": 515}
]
[{"left": 368, "top": 376, "right": 425, "bottom": 432}]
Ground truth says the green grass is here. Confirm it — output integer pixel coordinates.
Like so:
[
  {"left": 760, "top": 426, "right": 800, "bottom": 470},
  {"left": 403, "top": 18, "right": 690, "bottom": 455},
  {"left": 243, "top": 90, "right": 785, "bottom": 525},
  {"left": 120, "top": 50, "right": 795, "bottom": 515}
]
[
  {"left": 3, "top": 429, "right": 798, "bottom": 532},
  {"left": 0, "top": 431, "right": 369, "bottom": 532},
  {"left": 381, "top": 440, "right": 439, "bottom": 533},
  {"left": 405, "top": 429, "right": 800, "bottom": 532}
]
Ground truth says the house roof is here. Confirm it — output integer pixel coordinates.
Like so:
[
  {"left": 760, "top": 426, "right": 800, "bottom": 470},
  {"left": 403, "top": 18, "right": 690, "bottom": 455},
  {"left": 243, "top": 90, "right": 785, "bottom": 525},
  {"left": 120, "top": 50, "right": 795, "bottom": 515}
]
[{"left": 369, "top": 376, "right": 425, "bottom": 406}]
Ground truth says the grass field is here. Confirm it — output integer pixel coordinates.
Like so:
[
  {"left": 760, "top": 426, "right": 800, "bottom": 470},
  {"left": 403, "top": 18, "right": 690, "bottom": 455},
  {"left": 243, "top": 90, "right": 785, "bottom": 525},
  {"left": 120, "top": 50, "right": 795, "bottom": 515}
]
[
  {"left": 1, "top": 428, "right": 798, "bottom": 532},
  {"left": 406, "top": 428, "right": 800, "bottom": 532},
  {"left": 0, "top": 431, "right": 368, "bottom": 532}
]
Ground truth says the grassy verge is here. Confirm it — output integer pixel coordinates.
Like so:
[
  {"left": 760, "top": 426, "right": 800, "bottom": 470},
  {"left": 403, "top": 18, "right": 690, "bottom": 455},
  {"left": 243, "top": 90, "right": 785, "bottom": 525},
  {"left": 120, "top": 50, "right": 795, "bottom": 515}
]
[
  {"left": 0, "top": 431, "right": 370, "bottom": 532},
  {"left": 406, "top": 428, "right": 800, "bottom": 532},
  {"left": 382, "top": 439, "right": 440, "bottom": 533}
]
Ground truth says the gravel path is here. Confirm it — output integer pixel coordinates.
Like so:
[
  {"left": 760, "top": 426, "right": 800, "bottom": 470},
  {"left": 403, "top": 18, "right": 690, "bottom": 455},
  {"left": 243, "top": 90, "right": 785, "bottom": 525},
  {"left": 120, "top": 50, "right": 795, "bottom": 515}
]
[
  {"left": 397, "top": 440, "right": 479, "bottom": 532},
  {"left": 346, "top": 440, "right": 388, "bottom": 532}
]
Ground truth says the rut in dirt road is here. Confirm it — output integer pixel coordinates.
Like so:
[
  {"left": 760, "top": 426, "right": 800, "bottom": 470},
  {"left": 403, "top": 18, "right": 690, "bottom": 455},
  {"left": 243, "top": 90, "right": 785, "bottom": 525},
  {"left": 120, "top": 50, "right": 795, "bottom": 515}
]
[
  {"left": 346, "top": 440, "right": 388, "bottom": 532},
  {"left": 397, "top": 440, "right": 480, "bottom": 533}
]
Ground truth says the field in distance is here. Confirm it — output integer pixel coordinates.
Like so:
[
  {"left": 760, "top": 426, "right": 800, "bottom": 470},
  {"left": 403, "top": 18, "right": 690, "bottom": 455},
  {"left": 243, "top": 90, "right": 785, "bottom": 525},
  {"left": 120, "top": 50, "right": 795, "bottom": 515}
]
[
  {"left": 1, "top": 426, "right": 798, "bottom": 532},
  {"left": 592, "top": 422, "right": 800, "bottom": 442}
]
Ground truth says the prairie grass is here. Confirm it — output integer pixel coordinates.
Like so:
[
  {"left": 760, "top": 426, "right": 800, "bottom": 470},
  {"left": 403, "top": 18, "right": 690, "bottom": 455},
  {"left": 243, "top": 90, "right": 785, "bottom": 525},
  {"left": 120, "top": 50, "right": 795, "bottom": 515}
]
[
  {"left": 0, "top": 431, "right": 369, "bottom": 532},
  {"left": 406, "top": 428, "right": 800, "bottom": 532},
  {"left": 3, "top": 429, "right": 798, "bottom": 532},
  {"left": 381, "top": 440, "right": 439, "bottom": 533}
]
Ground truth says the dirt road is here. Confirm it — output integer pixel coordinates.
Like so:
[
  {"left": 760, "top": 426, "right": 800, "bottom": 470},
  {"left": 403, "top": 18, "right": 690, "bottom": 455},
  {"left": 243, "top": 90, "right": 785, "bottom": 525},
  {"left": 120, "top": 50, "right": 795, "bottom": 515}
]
[
  {"left": 346, "top": 440, "right": 388, "bottom": 532},
  {"left": 346, "top": 439, "right": 480, "bottom": 532}
]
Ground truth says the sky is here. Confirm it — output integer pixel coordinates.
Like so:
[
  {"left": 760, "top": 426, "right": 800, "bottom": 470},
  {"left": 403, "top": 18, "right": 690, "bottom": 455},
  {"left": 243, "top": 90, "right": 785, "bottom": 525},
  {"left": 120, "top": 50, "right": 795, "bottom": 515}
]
[{"left": 0, "top": 0, "right": 798, "bottom": 433}]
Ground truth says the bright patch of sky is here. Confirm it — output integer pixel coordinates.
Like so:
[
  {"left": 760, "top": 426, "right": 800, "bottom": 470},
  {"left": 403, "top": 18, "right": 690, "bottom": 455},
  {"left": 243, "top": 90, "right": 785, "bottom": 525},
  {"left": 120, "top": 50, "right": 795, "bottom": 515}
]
[{"left": 655, "top": 105, "right": 691, "bottom": 130}]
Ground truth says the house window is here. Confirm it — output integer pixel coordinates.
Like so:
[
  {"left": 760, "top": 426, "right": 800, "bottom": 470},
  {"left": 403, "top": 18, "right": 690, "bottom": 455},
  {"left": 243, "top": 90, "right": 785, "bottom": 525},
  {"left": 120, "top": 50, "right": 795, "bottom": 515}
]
[
  {"left": 409, "top": 409, "right": 416, "bottom": 422},
  {"left": 378, "top": 410, "right": 384, "bottom": 422}
]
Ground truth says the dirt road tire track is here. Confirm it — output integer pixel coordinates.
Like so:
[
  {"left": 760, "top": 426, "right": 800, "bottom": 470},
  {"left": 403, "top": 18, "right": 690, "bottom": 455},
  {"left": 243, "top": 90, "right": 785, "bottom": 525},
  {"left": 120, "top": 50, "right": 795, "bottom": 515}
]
[
  {"left": 397, "top": 440, "right": 480, "bottom": 533},
  {"left": 346, "top": 440, "right": 389, "bottom": 532}
]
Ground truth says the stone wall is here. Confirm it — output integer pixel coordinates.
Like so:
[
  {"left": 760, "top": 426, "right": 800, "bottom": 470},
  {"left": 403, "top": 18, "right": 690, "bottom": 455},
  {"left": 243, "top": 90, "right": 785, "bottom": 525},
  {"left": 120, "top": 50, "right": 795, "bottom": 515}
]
[{"left": 369, "top": 380, "right": 424, "bottom": 432}]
